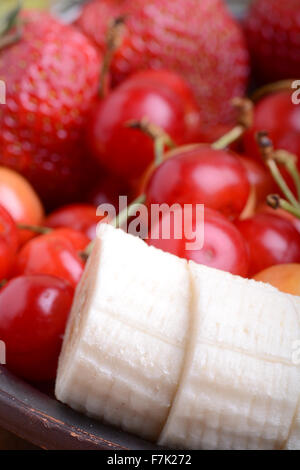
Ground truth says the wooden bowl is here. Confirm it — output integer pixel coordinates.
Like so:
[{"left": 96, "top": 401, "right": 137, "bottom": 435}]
[{"left": 0, "top": 366, "right": 158, "bottom": 450}]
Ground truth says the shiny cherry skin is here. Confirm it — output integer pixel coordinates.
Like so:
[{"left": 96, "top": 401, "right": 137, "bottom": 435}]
[
  {"left": 87, "top": 172, "right": 132, "bottom": 211},
  {"left": 147, "top": 206, "right": 249, "bottom": 276},
  {"left": 86, "top": 79, "right": 195, "bottom": 183},
  {"left": 119, "top": 69, "right": 202, "bottom": 142},
  {"left": 45, "top": 228, "right": 90, "bottom": 251},
  {"left": 257, "top": 203, "right": 300, "bottom": 235},
  {"left": 243, "top": 91, "right": 300, "bottom": 164},
  {"left": 13, "top": 229, "right": 86, "bottom": 288},
  {"left": 45, "top": 204, "right": 104, "bottom": 241},
  {"left": 0, "top": 166, "right": 44, "bottom": 245},
  {"left": 145, "top": 146, "right": 250, "bottom": 220},
  {"left": 238, "top": 155, "right": 277, "bottom": 205},
  {"left": 236, "top": 213, "right": 300, "bottom": 277},
  {"left": 0, "top": 274, "right": 73, "bottom": 382},
  {"left": 0, "top": 205, "right": 19, "bottom": 279}
]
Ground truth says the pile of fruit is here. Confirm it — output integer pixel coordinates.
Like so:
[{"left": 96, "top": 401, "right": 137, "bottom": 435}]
[{"left": 0, "top": 0, "right": 299, "bottom": 383}]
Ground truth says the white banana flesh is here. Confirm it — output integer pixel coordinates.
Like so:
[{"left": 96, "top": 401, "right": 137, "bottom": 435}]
[
  {"left": 56, "top": 224, "right": 300, "bottom": 449},
  {"left": 55, "top": 224, "right": 191, "bottom": 440},
  {"left": 159, "top": 263, "right": 300, "bottom": 449}
]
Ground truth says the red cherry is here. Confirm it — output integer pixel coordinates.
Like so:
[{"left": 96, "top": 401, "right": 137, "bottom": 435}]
[
  {"left": 236, "top": 213, "right": 300, "bottom": 277},
  {"left": 119, "top": 69, "right": 202, "bottom": 142},
  {"left": 0, "top": 205, "right": 19, "bottom": 279},
  {"left": 243, "top": 91, "right": 300, "bottom": 165},
  {"left": 238, "top": 155, "right": 277, "bottom": 205},
  {"left": 0, "top": 274, "right": 73, "bottom": 382},
  {"left": 86, "top": 77, "right": 198, "bottom": 182},
  {"left": 45, "top": 228, "right": 90, "bottom": 252},
  {"left": 13, "top": 229, "right": 86, "bottom": 288},
  {"left": 145, "top": 146, "right": 250, "bottom": 220},
  {"left": 147, "top": 206, "right": 249, "bottom": 277},
  {"left": 86, "top": 172, "right": 131, "bottom": 211},
  {"left": 257, "top": 203, "right": 300, "bottom": 236},
  {"left": 46, "top": 204, "right": 104, "bottom": 241}
]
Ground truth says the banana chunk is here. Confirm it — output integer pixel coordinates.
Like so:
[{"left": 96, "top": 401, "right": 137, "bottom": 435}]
[
  {"left": 55, "top": 224, "right": 191, "bottom": 440},
  {"left": 159, "top": 263, "right": 300, "bottom": 449}
]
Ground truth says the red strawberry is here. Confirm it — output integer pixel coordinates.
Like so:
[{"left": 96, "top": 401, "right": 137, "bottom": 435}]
[
  {"left": 245, "top": 0, "right": 300, "bottom": 83},
  {"left": 76, "top": 0, "right": 249, "bottom": 132},
  {"left": 0, "top": 11, "right": 101, "bottom": 208}
]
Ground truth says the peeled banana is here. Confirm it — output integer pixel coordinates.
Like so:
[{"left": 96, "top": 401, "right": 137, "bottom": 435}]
[{"left": 55, "top": 224, "right": 300, "bottom": 449}]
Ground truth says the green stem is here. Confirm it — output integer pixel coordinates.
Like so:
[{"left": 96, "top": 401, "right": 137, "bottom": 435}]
[
  {"left": 111, "top": 194, "right": 146, "bottom": 229},
  {"left": 267, "top": 194, "right": 300, "bottom": 219},
  {"left": 99, "top": 16, "right": 125, "bottom": 98},
  {"left": 281, "top": 157, "right": 300, "bottom": 202},
  {"left": 82, "top": 194, "right": 147, "bottom": 259},
  {"left": 17, "top": 223, "right": 52, "bottom": 234},
  {"left": 266, "top": 159, "right": 300, "bottom": 208},
  {"left": 212, "top": 125, "right": 244, "bottom": 150}
]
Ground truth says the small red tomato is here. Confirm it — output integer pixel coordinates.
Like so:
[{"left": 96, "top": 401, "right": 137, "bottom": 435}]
[
  {"left": 0, "top": 274, "right": 73, "bottom": 382},
  {"left": 0, "top": 205, "right": 19, "bottom": 279},
  {"left": 86, "top": 77, "right": 197, "bottom": 183},
  {"left": 238, "top": 155, "right": 277, "bottom": 205},
  {"left": 147, "top": 206, "right": 249, "bottom": 277},
  {"left": 236, "top": 213, "right": 300, "bottom": 276},
  {"left": 13, "top": 230, "right": 86, "bottom": 288},
  {"left": 46, "top": 204, "right": 103, "bottom": 241},
  {"left": 146, "top": 146, "right": 250, "bottom": 220}
]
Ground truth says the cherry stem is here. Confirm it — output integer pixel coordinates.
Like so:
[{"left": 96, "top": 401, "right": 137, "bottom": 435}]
[
  {"left": 251, "top": 79, "right": 297, "bottom": 102},
  {"left": 256, "top": 131, "right": 300, "bottom": 209},
  {"left": 212, "top": 98, "right": 254, "bottom": 150},
  {"left": 99, "top": 16, "right": 126, "bottom": 99},
  {"left": 17, "top": 224, "right": 52, "bottom": 234},
  {"left": 111, "top": 194, "right": 146, "bottom": 229},
  {"left": 267, "top": 194, "right": 300, "bottom": 219},
  {"left": 126, "top": 118, "right": 176, "bottom": 164},
  {"left": 273, "top": 150, "right": 300, "bottom": 202},
  {"left": 0, "top": 279, "right": 7, "bottom": 289},
  {"left": 82, "top": 194, "right": 146, "bottom": 259}
]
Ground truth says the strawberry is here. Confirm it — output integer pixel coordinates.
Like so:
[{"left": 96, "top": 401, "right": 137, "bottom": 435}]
[
  {"left": 245, "top": 0, "right": 300, "bottom": 83},
  {"left": 76, "top": 0, "right": 249, "bottom": 133},
  {"left": 0, "top": 10, "right": 101, "bottom": 208}
]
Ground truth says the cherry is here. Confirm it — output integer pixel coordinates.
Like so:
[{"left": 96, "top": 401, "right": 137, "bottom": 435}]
[
  {"left": 236, "top": 213, "right": 300, "bottom": 277},
  {"left": 0, "top": 167, "right": 44, "bottom": 245},
  {"left": 45, "top": 228, "right": 90, "bottom": 252},
  {"left": 147, "top": 206, "right": 249, "bottom": 277},
  {"left": 119, "top": 69, "right": 202, "bottom": 142},
  {"left": 145, "top": 146, "right": 250, "bottom": 220},
  {"left": 13, "top": 229, "right": 87, "bottom": 288},
  {"left": 238, "top": 155, "right": 277, "bottom": 205},
  {"left": 46, "top": 204, "right": 104, "bottom": 241},
  {"left": 0, "top": 205, "right": 19, "bottom": 280},
  {"left": 86, "top": 172, "right": 132, "bottom": 211},
  {"left": 257, "top": 203, "right": 300, "bottom": 236},
  {"left": 0, "top": 274, "right": 73, "bottom": 382},
  {"left": 243, "top": 91, "right": 300, "bottom": 166},
  {"left": 86, "top": 75, "right": 199, "bottom": 183}
]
